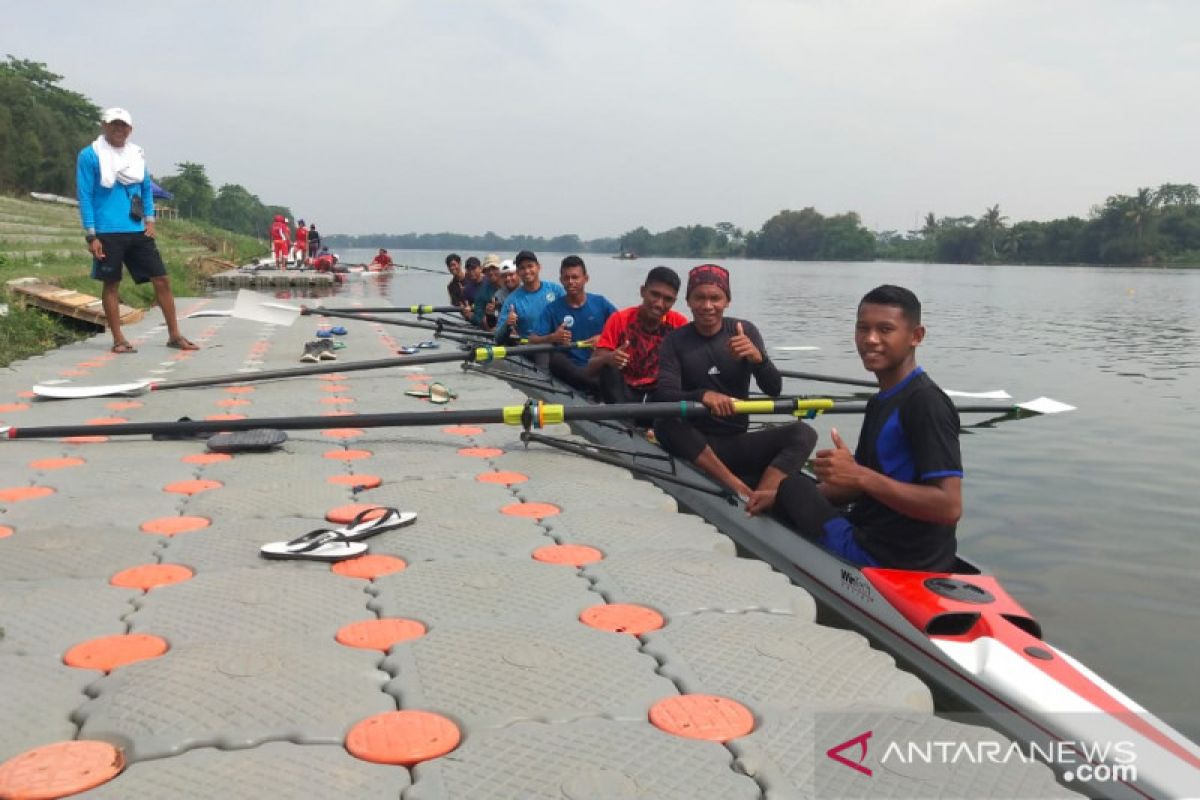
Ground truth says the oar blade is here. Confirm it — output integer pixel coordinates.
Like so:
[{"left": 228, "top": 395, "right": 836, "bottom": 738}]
[
  {"left": 232, "top": 289, "right": 302, "bottom": 326},
  {"left": 945, "top": 389, "right": 1013, "bottom": 400},
  {"left": 185, "top": 309, "right": 233, "bottom": 318},
  {"left": 1016, "top": 397, "right": 1076, "bottom": 415},
  {"left": 32, "top": 379, "right": 154, "bottom": 399}
]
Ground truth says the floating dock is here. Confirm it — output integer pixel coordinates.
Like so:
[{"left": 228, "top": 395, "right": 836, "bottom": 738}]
[
  {"left": 207, "top": 269, "right": 335, "bottom": 290},
  {"left": 0, "top": 284, "right": 1076, "bottom": 798}
]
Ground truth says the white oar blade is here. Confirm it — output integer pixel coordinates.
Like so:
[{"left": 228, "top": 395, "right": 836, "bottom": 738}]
[
  {"left": 186, "top": 309, "right": 233, "bottom": 318},
  {"left": 232, "top": 289, "right": 301, "bottom": 326},
  {"left": 946, "top": 389, "right": 1012, "bottom": 400},
  {"left": 775, "top": 346, "right": 821, "bottom": 352},
  {"left": 33, "top": 379, "right": 154, "bottom": 399},
  {"left": 1016, "top": 397, "right": 1076, "bottom": 415}
]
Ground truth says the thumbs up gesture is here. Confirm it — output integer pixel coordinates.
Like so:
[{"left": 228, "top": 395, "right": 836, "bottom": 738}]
[
  {"left": 612, "top": 340, "right": 631, "bottom": 370},
  {"left": 813, "top": 427, "right": 861, "bottom": 489},
  {"left": 506, "top": 307, "right": 519, "bottom": 329},
  {"left": 550, "top": 322, "right": 572, "bottom": 346},
  {"left": 728, "top": 320, "right": 763, "bottom": 364}
]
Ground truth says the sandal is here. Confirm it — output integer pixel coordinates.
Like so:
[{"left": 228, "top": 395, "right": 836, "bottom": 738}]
[
  {"left": 111, "top": 341, "right": 137, "bottom": 354},
  {"left": 259, "top": 529, "right": 367, "bottom": 561},
  {"left": 167, "top": 337, "right": 199, "bottom": 351}
]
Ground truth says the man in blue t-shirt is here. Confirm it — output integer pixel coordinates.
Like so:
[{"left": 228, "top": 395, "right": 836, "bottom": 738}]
[
  {"left": 493, "top": 250, "right": 564, "bottom": 344},
  {"left": 774, "top": 285, "right": 964, "bottom": 571},
  {"left": 529, "top": 255, "right": 617, "bottom": 390}
]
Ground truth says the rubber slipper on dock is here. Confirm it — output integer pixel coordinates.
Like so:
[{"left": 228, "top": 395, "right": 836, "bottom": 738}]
[
  {"left": 336, "top": 507, "right": 417, "bottom": 540},
  {"left": 260, "top": 530, "right": 368, "bottom": 561},
  {"left": 206, "top": 428, "right": 288, "bottom": 453}
]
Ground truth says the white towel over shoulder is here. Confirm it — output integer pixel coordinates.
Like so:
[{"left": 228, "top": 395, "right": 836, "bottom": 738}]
[{"left": 92, "top": 135, "right": 146, "bottom": 188}]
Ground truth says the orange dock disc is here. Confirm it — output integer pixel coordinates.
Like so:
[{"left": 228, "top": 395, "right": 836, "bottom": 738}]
[
  {"left": 0, "top": 740, "right": 124, "bottom": 798},
  {"left": 205, "top": 413, "right": 247, "bottom": 422},
  {"left": 442, "top": 426, "right": 484, "bottom": 436},
  {"left": 458, "top": 447, "right": 502, "bottom": 458},
  {"left": 216, "top": 398, "right": 251, "bottom": 408},
  {"left": 0, "top": 486, "right": 55, "bottom": 503},
  {"left": 64, "top": 435, "right": 108, "bottom": 444},
  {"left": 324, "top": 449, "right": 373, "bottom": 461},
  {"left": 320, "top": 397, "right": 355, "bottom": 405},
  {"left": 501, "top": 502, "right": 560, "bottom": 520},
  {"left": 404, "top": 374, "right": 432, "bottom": 382},
  {"left": 223, "top": 386, "right": 255, "bottom": 394},
  {"left": 110, "top": 564, "right": 194, "bottom": 590},
  {"left": 345, "top": 710, "right": 460, "bottom": 765},
  {"left": 28, "top": 457, "right": 85, "bottom": 471},
  {"left": 648, "top": 695, "right": 755, "bottom": 742},
  {"left": 139, "top": 516, "right": 210, "bottom": 536},
  {"left": 63, "top": 633, "right": 169, "bottom": 672},
  {"left": 317, "top": 374, "right": 348, "bottom": 381},
  {"left": 86, "top": 417, "right": 128, "bottom": 426},
  {"left": 325, "top": 504, "right": 389, "bottom": 525},
  {"left": 182, "top": 452, "right": 232, "bottom": 465},
  {"left": 0, "top": 402, "right": 30, "bottom": 413},
  {"left": 320, "top": 384, "right": 350, "bottom": 393},
  {"left": 580, "top": 604, "right": 664, "bottom": 635},
  {"left": 533, "top": 544, "right": 603, "bottom": 566},
  {"left": 0, "top": 525, "right": 13, "bottom": 539},
  {"left": 322, "top": 428, "right": 365, "bottom": 439},
  {"left": 327, "top": 474, "right": 382, "bottom": 489},
  {"left": 476, "top": 471, "right": 528, "bottom": 486},
  {"left": 105, "top": 400, "right": 142, "bottom": 411},
  {"left": 331, "top": 554, "right": 407, "bottom": 579},
  {"left": 163, "top": 479, "right": 223, "bottom": 495},
  {"left": 335, "top": 618, "right": 426, "bottom": 651}
]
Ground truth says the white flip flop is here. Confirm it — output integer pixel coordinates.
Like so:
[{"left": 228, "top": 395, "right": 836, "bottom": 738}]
[{"left": 259, "top": 530, "right": 367, "bottom": 561}]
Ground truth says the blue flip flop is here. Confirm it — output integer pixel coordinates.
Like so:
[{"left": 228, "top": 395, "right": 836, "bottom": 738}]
[
  {"left": 330, "top": 326, "right": 348, "bottom": 336},
  {"left": 315, "top": 328, "right": 333, "bottom": 338}
]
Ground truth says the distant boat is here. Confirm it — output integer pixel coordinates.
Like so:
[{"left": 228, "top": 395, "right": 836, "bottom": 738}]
[{"left": 613, "top": 251, "right": 639, "bottom": 260}]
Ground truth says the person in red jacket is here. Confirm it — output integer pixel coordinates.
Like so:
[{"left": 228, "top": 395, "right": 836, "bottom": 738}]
[
  {"left": 293, "top": 219, "right": 309, "bottom": 267},
  {"left": 369, "top": 248, "right": 394, "bottom": 271},
  {"left": 270, "top": 215, "right": 290, "bottom": 269}
]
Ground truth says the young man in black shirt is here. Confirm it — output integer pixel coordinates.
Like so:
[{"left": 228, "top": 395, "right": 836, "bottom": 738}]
[
  {"left": 652, "top": 264, "right": 817, "bottom": 513},
  {"left": 775, "top": 285, "right": 963, "bottom": 571}
]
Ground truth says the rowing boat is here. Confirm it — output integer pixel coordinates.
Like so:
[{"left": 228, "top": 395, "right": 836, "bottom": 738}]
[{"left": 473, "top": 357, "right": 1200, "bottom": 800}]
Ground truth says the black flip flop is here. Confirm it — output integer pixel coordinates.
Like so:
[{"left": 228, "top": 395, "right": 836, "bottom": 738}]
[
  {"left": 152, "top": 417, "right": 212, "bottom": 441},
  {"left": 207, "top": 428, "right": 288, "bottom": 453}
]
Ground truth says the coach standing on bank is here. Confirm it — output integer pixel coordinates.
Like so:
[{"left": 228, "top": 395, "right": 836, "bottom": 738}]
[{"left": 77, "top": 107, "right": 197, "bottom": 353}]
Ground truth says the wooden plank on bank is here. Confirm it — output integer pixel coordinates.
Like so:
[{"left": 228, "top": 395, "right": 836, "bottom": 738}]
[{"left": 4, "top": 278, "right": 143, "bottom": 328}]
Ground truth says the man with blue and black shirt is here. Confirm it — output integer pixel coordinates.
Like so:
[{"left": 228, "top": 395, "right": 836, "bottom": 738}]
[
  {"left": 528, "top": 255, "right": 616, "bottom": 390},
  {"left": 77, "top": 107, "right": 195, "bottom": 353},
  {"left": 775, "top": 284, "right": 963, "bottom": 571},
  {"left": 493, "top": 250, "right": 563, "bottom": 344}
]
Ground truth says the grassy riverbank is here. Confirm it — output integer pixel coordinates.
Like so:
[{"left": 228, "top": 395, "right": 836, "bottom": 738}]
[{"left": 0, "top": 194, "right": 266, "bottom": 366}]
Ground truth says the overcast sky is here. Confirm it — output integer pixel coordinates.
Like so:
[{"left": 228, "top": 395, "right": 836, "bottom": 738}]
[{"left": 7, "top": 1, "right": 1197, "bottom": 238}]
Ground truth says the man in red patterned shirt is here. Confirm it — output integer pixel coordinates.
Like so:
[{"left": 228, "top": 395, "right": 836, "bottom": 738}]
[{"left": 586, "top": 266, "right": 686, "bottom": 404}]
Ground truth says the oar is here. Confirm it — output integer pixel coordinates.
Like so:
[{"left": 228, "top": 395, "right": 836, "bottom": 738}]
[
  {"left": 2, "top": 396, "right": 1075, "bottom": 441},
  {"left": 316, "top": 305, "right": 461, "bottom": 314},
  {"left": 777, "top": 368, "right": 1013, "bottom": 399},
  {"left": 30, "top": 343, "right": 574, "bottom": 400},
  {"left": 303, "top": 308, "right": 480, "bottom": 336}
]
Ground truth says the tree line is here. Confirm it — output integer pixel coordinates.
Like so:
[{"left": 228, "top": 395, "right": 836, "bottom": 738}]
[
  {"left": 155, "top": 162, "right": 293, "bottom": 239},
  {"left": 876, "top": 186, "right": 1200, "bottom": 266}
]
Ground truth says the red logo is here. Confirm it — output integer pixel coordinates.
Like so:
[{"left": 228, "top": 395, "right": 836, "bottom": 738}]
[{"left": 826, "top": 731, "right": 873, "bottom": 776}]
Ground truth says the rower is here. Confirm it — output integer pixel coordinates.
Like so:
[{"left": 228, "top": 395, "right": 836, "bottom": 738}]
[
  {"left": 461, "top": 256, "right": 484, "bottom": 317},
  {"left": 652, "top": 263, "right": 816, "bottom": 514},
  {"left": 471, "top": 254, "right": 503, "bottom": 330},
  {"left": 774, "top": 285, "right": 963, "bottom": 570},
  {"left": 492, "top": 250, "right": 563, "bottom": 344},
  {"left": 585, "top": 265, "right": 687, "bottom": 405},
  {"left": 369, "top": 248, "right": 393, "bottom": 271},
  {"left": 527, "top": 255, "right": 617, "bottom": 391}
]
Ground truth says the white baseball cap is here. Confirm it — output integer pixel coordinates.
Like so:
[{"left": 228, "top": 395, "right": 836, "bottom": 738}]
[
  {"left": 101, "top": 107, "right": 133, "bottom": 125},
  {"left": 499, "top": 259, "right": 517, "bottom": 274}
]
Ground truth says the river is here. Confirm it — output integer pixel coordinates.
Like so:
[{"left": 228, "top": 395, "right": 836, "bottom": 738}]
[{"left": 333, "top": 249, "right": 1200, "bottom": 741}]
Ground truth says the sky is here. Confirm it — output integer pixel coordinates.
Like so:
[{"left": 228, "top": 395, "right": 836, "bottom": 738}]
[{"left": 7, "top": 0, "right": 1198, "bottom": 238}]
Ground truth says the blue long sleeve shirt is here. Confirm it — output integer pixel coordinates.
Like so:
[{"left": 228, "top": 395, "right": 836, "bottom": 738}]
[{"left": 76, "top": 145, "right": 155, "bottom": 234}]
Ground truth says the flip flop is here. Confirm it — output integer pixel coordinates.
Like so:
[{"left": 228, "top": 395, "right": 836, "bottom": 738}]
[
  {"left": 167, "top": 337, "right": 199, "bottom": 350},
  {"left": 207, "top": 428, "right": 288, "bottom": 453},
  {"left": 404, "top": 382, "right": 457, "bottom": 404},
  {"left": 335, "top": 507, "right": 417, "bottom": 541},
  {"left": 316, "top": 328, "right": 333, "bottom": 338},
  {"left": 330, "top": 326, "right": 348, "bottom": 336},
  {"left": 396, "top": 346, "right": 419, "bottom": 355},
  {"left": 260, "top": 530, "right": 368, "bottom": 561},
  {"left": 111, "top": 341, "right": 137, "bottom": 354},
  {"left": 416, "top": 341, "right": 439, "bottom": 349}
]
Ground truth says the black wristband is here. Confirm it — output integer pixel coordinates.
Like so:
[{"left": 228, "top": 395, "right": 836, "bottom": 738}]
[{"left": 85, "top": 234, "right": 97, "bottom": 243}]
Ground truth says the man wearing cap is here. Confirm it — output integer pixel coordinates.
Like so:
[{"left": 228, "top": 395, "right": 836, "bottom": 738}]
[
  {"left": 270, "top": 214, "right": 290, "bottom": 269},
  {"left": 493, "top": 251, "right": 563, "bottom": 344},
  {"left": 76, "top": 107, "right": 197, "bottom": 353},
  {"left": 460, "top": 256, "right": 484, "bottom": 316},
  {"left": 529, "top": 255, "right": 617, "bottom": 390},
  {"left": 471, "top": 254, "right": 503, "bottom": 329},
  {"left": 653, "top": 264, "right": 817, "bottom": 514}
]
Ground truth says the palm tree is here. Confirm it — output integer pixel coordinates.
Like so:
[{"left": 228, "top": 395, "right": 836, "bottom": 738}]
[
  {"left": 1125, "top": 187, "right": 1159, "bottom": 250},
  {"left": 980, "top": 204, "right": 1008, "bottom": 258},
  {"left": 920, "top": 212, "right": 937, "bottom": 238}
]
